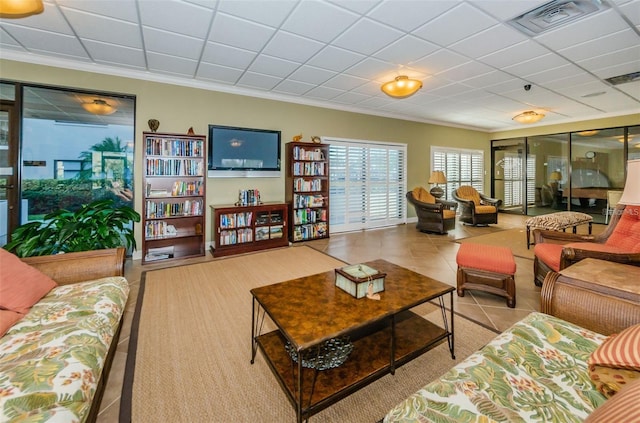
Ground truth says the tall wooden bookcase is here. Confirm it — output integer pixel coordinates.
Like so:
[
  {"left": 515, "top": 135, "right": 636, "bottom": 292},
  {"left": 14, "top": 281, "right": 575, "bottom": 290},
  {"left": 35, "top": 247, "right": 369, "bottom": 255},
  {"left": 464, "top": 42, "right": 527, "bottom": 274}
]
[
  {"left": 285, "top": 141, "right": 330, "bottom": 242},
  {"left": 142, "top": 132, "right": 206, "bottom": 264}
]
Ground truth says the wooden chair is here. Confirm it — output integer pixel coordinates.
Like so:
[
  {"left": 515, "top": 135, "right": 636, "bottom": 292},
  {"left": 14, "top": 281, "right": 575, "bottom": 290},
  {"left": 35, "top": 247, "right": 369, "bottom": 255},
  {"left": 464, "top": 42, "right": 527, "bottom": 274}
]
[
  {"left": 532, "top": 204, "right": 640, "bottom": 286},
  {"left": 452, "top": 186, "right": 501, "bottom": 226},
  {"left": 407, "top": 187, "right": 457, "bottom": 234}
]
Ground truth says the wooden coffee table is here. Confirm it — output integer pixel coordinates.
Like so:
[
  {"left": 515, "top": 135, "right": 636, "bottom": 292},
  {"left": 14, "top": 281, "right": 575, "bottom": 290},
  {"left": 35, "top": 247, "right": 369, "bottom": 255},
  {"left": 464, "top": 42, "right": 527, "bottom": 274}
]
[{"left": 250, "top": 259, "right": 455, "bottom": 422}]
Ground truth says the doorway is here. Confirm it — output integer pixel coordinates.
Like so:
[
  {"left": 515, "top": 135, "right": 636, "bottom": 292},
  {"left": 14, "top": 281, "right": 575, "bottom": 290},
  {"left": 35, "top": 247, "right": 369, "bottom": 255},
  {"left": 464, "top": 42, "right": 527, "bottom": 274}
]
[
  {"left": 492, "top": 139, "right": 531, "bottom": 215},
  {"left": 0, "top": 102, "right": 19, "bottom": 247}
]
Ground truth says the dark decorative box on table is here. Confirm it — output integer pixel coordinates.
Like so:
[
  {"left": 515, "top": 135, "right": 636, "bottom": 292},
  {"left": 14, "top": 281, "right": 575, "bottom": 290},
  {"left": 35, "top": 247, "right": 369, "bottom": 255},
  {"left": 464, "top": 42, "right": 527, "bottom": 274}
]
[{"left": 335, "top": 264, "right": 386, "bottom": 299}]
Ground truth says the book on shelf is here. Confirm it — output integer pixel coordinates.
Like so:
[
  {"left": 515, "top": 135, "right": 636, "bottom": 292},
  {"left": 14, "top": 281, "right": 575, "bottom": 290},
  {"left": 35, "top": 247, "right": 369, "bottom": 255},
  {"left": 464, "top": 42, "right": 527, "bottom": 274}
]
[{"left": 255, "top": 227, "right": 269, "bottom": 241}]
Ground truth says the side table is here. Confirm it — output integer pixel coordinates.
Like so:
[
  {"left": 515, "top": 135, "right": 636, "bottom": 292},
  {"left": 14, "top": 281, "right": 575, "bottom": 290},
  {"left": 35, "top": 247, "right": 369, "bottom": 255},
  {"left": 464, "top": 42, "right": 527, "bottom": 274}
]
[
  {"left": 525, "top": 211, "right": 593, "bottom": 249},
  {"left": 541, "top": 258, "right": 640, "bottom": 335}
]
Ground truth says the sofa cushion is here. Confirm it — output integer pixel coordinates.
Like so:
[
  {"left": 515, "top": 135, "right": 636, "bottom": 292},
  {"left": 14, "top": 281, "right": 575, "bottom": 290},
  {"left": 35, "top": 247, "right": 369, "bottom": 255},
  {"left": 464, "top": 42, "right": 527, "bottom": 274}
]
[
  {"left": 588, "top": 323, "right": 640, "bottom": 397},
  {"left": 412, "top": 187, "right": 435, "bottom": 204},
  {"left": 384, "top": 312, "right": 607, "bottom": 422},
  {"left": 0, "top": 248, "right": 58, "bottom": 314},
  {"left": 0, "top": 276, "right": 129, "bottom": 422},
  {"left": 533, "top": 243, "right": 564, "bottom": 271},
  {"left": 442, "top": 209, "right": 456, "bottom": 219},
  {"left": 0, "top": 310, "right": 23, "bottom": 337},
  {"left": 585, "top": 378, "right": 640, "bottom": 423},
  {"left": 605, "top": 205, "right": 640, "bottom": 252},
  {"left": 456, "top": 186, "right": 481, "bottom": 205},
  {"left": 475, "top": 205, "right": 497, "bottom": 214}
]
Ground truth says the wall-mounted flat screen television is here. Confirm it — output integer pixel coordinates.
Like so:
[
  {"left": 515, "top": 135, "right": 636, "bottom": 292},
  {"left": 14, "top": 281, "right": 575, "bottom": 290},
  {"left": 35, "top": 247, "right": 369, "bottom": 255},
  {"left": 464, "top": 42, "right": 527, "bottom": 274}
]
[{"left": 207, "top": 124, "right": 281, "bottom": 178}]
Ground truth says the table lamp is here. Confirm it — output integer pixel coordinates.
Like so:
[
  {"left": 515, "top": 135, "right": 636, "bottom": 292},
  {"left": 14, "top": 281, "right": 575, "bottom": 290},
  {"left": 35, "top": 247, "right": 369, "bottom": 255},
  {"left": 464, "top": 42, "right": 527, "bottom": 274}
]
[
  {"left": 619, "top": 159, "right": 640, "bottom": 206},
  {"left": 428, "top": 170, "right": 447, "bottom": 199}
]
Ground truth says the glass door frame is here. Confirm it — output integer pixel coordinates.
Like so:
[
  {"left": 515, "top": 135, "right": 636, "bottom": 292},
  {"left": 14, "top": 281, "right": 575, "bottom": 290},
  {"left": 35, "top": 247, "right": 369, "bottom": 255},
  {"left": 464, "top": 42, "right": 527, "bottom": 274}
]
[
  {"left": 491, "top": 138, "right": 528, "bottom": 215},
  {"left": 0, "top": 95, "right": 21, "bottom": 245}
]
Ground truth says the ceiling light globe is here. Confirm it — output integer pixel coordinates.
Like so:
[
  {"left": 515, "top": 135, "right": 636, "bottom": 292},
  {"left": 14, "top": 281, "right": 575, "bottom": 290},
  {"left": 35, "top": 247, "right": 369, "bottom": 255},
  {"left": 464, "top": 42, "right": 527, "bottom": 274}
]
[
  {"left": 381, "top": 75, "right": 422, "bottom": 99},
  {"left": 512, "top": 110, "right": 545, "bottom": 124},
  {"left": 0, "top": 0, "right": 43, "bottom": 18}
]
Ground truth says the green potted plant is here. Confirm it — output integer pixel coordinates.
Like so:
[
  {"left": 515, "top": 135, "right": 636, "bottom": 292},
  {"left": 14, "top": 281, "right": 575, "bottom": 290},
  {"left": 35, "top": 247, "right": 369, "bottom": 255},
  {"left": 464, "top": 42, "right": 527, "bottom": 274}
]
[{"left": 4, "top": 198, "right": 140, "bottom": 257}]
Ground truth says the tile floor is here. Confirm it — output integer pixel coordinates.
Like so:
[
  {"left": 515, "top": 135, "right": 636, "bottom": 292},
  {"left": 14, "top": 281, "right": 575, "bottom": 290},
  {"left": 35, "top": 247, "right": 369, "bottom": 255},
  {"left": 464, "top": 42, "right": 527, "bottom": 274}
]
[{"left": 96, "top": 213, "right": 595, "bottom": 421}]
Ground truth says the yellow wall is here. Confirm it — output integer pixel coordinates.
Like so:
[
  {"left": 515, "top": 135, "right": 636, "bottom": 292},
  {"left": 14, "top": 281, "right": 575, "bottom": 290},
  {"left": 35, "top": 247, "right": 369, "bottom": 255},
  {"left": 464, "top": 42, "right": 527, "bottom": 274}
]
[
  {"left": 0, "top": 60, "right": 491, "bottom": 248},
  {"left": 2, "top": 59, "right": 637, "bottom": 252}
]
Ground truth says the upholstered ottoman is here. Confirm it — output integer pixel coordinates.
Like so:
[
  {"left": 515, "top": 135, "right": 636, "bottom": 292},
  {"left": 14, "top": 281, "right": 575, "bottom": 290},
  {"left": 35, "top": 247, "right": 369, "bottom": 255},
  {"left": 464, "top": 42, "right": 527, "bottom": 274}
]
[
  {"left": 525, "top": 211, "right": 593, "bottom": 249},
  {"left": 456, "top": 243, "right": 516, "bottom": 308}
]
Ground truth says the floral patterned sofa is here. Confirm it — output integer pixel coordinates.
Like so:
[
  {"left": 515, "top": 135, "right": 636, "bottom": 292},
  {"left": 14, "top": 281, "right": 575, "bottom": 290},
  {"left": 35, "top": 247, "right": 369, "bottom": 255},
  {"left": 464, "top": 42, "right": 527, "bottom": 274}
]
[
  {"left": 0, "top": 248, "right": 128, "bottom": 423},
  {"left": 384, "top": 263, "right": 640, "bottom": 423}
]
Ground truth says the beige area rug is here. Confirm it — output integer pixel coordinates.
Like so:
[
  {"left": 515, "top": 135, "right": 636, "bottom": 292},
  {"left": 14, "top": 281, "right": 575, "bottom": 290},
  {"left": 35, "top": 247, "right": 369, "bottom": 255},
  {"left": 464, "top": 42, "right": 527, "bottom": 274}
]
[{"left": 121, "top": 246, "right": 500, "bottom": 423}]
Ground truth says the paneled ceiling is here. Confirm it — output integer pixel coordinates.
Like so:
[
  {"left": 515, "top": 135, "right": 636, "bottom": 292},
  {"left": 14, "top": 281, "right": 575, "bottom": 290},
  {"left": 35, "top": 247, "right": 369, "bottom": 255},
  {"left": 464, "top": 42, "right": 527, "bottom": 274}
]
[{"left": 1, "top": 0, "right": 639, "bottom": 132}]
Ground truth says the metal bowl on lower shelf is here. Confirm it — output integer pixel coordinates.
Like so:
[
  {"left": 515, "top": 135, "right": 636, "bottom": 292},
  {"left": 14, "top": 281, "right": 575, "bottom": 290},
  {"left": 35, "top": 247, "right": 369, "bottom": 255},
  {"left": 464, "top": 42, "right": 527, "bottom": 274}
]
[{"left": 285, "top": 336, "right": 353, "bottom": 371}]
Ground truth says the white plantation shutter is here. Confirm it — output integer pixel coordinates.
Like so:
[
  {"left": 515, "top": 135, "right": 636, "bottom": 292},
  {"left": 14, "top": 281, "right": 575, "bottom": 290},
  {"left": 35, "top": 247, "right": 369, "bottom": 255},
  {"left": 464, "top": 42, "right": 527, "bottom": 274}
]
[
  {"left": 326, "top": 138, "right": 406, "bottom": 233},
  {"left": 501, "top": 153, "right": 536, "bottom": 207},
  {"left": 431, "top": 147, "right": 483, "bottom": 199}
]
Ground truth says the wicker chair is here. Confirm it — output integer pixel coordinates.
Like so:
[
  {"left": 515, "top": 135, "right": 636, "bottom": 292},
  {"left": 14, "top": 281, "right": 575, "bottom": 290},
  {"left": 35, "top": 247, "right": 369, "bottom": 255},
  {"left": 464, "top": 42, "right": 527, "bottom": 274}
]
[
  {"left": 532, "top": 204, "right": 640, "bottom": 286},
  {"left": 407, "top": 187, "right": 458, "bottom": 234},
  {"left": 452, "top": 186, "right": 502, "bottom": 226}
]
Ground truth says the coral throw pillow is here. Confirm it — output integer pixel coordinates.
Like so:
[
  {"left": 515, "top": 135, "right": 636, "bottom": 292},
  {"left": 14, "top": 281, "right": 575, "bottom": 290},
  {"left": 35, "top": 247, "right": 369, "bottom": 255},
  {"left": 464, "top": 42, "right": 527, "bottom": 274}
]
[
  {"left": 0, "top": 309, "right": 23, "bottom": 337},
  {"left": 585, "top": 378, "right": 640, "bottom": 422},
  {"left": 588, "top": 323, "right": 640, "bottom": 398},
  {"left": 0, "top": 248, "right": 58, "bottom": 314}
]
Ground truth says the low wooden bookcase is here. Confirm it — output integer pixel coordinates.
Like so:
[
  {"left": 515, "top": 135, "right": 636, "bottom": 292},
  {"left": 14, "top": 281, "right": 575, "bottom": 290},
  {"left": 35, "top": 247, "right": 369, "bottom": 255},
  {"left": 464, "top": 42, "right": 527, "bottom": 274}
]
[{"left": 210, "top": 203, "right": 289, "bottom": 257}]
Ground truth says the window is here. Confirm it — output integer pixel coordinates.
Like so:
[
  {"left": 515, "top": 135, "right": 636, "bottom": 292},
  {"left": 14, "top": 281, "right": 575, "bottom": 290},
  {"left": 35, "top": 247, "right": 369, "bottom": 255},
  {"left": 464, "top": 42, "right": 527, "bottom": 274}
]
[
  {"left": 18, "top": 85, "right": 135, "bottom": 224},
  {"left": 500, "top": 153, "right": 536, "bottom": 208},
  {"left": 432, "top": 147, "right": 483, "bottom": 200},
  {"left": 326, "top": 138, "right": 406, "bottom": 233}
]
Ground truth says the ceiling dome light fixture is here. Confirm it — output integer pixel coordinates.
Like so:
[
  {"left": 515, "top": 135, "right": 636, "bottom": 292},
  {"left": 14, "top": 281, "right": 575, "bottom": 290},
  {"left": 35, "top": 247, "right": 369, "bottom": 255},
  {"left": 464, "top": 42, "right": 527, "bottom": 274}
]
[
  {"left": 82, "top": 99, "right": 116, "bottom": 115},
  {"left": 512, "top": 110, "right": 545, "bottom": 124},
  {"left": 381, "top": 75, "right": 422, "bottom": 99},
  {"left": 0, "top": 0, "right": 43, "bottom": 18}
]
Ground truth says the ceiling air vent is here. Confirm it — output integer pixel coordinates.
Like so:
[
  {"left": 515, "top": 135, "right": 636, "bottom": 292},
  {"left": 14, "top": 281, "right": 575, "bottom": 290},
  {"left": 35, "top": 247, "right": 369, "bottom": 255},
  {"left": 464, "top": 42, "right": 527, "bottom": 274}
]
[
  {"left": 605, "top": 71, "right": 640, "bottom": 86},
  {"left": 508, "top": 0, "right": 608, "bottom": 35}
]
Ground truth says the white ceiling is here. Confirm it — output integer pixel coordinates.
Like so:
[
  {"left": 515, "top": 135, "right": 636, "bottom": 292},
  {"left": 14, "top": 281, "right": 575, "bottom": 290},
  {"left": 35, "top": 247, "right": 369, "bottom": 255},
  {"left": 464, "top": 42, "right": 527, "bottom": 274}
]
[{"left": 1, "top": 0, "right": 639, "bottom": 132}]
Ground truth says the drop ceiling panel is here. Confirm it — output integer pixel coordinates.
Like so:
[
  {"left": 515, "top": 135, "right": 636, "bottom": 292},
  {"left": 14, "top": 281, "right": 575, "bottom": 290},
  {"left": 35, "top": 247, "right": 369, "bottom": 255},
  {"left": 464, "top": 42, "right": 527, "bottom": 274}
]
[
  {"left": 306, "top": 46, "right": 366, "bottom": 72},
  {"left": 146, "top": 52, "right": 197, "bottom": 77},
  {"left": 237, "top": 71, "right": 282, "bottom": 91},
  {"left": 248, "top": 55, "right": 300, "bottom": 78},
  {"left": 281, "top": 1, "right": 359, "bottom": 43},
  {"left": 1, "top": 0, "right": 638, "bottom": 132},
  {"left": 558, "top": 29, "right": 639, "bottom": 62},
  {"left": 535, "top": 9, "right": 629, "bottom": 51},
  {"left": 200, "top": 42, "right": 257, "bottom": 69},
  {"left": 413, "top": 49, "right": 469, "bottom": 75},
  {"left": 332, "top": 18, "right": 404, "bottom": 56},
  {"left": 374, "top": 35, "right": 439, "bottom": 64},
  {"left": 138, "top": 0, "right": 213, "bottom": 38},
  {"left": 448, "top": 24, "right": 526, "bottom": 58},
  {"left": 478, "top": 40, "right": 551, "bottom": 68},
  {"left": 263, "top": 32, "right": 325, "bottom": 63},
  {"left": 57, "top": 0, "right": 139, "bottom": 22},
  {"left": 288, "top": 65, "right": 337, "bottom": 85},
  {"left": 196, "top": 62, "right": 243, "bottom": 84},
  {"left": 142, "top": 27, "right": 205, "bottom": 61},
  {"left": 503, "top": 53, "right": 571, "bottom": 78},
  {"left": 413, "top": 3, "right": 497, "bottom": 46},
  {"left": 62, "top": 8, "right": 143, "bottom": 49},
  {"left": 208, "top": 13, "right": 275, "bottom": 52},
  {"left": 272, "top": 79, "right": 316, "bottom": 96},
  {"left": 218, "top": 0, "right": 295, "bottom": 27},
  {"left": 83, "top": 40, "right": 145, "bottom": 67},
  {"left": 367, "top": 1, "right": 456, "bottom": 32}
]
